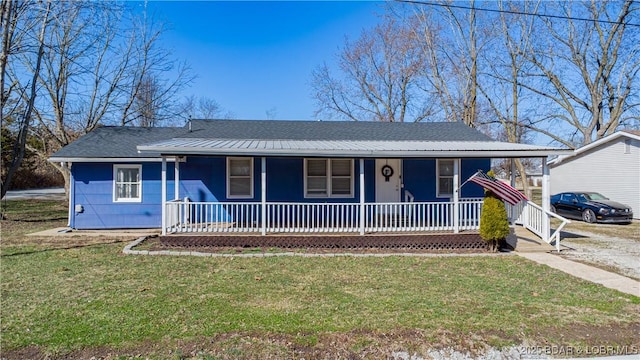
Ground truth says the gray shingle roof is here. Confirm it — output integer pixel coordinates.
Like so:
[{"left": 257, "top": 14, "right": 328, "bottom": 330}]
[
  {"left": 50, "top": 126, "right": 186, "bottom": 160},
  {"left": 50, "top": 120, "right": 569, "bottom": 160},
  {"left": 184, "top": 119, "right": 493, "bottom": 141}
]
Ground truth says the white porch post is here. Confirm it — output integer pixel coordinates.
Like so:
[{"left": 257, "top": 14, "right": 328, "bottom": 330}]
[
  {"left": 453, "top": 159, "right": 460, "bottom": 233},
  {"left": 161, "top": 156, "right": 167, "bottom": 235},
  {"left": 174, "top": 158, "right": 180, "bottom": 201},
  {"left": 542, "top": 157, "right": 550, "bottom": 243},
  {"left": 510, "top": 159, "right": 517, "bottom": 223},
  {"left": 261, "top": 157, "right": 266, "bottom": 236},
  {"left": 359, "top": 158, "right": 365, "bottom": 235}
]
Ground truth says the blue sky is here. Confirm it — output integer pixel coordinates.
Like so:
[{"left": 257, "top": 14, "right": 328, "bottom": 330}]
[{"left": 145, "top": 1, "right": 384, "bottom": 120}]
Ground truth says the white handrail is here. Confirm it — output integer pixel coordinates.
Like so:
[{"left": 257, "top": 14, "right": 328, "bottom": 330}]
[
  {"left": 404, "top": 190, "right": 415, "bottom": 203},
  {"left": 512, "top": 201, "right": 570, "bottom": 252},
  {"left": 164, "top": 199, "right": 485, "bottom": 235}
]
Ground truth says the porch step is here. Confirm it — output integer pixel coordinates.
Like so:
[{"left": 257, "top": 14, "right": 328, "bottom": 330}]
[{"left": 508, "top": 227, "right": 556, "bottom": 253}]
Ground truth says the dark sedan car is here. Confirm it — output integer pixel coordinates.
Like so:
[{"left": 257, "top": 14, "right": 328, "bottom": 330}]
[{"left": 550, "top": 192, "right": 633, "bottom": 224}]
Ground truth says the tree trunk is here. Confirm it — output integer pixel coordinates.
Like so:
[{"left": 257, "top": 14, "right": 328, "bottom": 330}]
[
  {"left": 1, "top": 1, "right": 51, "bottom": 199},
  {"left": 49, "top": 161, "right": 71, "bottom": 202}
]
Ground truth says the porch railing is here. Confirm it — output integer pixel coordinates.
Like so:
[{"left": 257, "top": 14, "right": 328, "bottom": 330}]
[
  {"left": 164, "top": 199, "right": 484, "bottom": 235},
  {"left": 509, "top": 201, "right": 570, "bottom": 251},
  {"left": 164, "top": 199, "right": 568, "bottom": 251}
]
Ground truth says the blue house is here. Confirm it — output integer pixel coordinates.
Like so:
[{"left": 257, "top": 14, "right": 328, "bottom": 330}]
[{"left": 49, "top": 119, "right": 569, "bottom": 239}]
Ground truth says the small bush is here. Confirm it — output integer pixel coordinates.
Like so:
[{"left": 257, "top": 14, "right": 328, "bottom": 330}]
[{"left": 479, "top": 172, "right": 510, "bottom": 252}]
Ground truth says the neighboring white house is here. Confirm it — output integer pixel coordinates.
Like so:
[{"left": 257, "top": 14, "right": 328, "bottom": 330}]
[{"left": 549, "top": 130, "right": 640, "bottom": 219}]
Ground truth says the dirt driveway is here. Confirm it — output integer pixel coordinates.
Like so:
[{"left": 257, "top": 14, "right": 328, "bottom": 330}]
[{"left": 558, "top": 220, "right": 640, "bottom": 281}]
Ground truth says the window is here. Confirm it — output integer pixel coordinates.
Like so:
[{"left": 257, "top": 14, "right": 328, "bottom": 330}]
[
  {"left": 436, "top": 159, "right": 454, "bottom": 198},
  {"left": 113, "top": 165, "right": 142, "bottom": 202},
  {"left": 305, "top": 158, "right": 353, "bottom": 198},
  {"left": 227, "top": 157, "right": 253, "bottom": 198},
  {"left": 625, "top": 139, "right": 631, "bottom": 154}
]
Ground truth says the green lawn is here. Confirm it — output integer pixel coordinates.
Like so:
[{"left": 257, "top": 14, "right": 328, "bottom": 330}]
[{"left": 1, "top": 200, "right": 639, "bottom": 359}]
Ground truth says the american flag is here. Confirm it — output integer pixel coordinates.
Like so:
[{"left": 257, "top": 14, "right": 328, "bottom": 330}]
[{"left": 467, "top": 170, "right": 528, "bottom": 205}]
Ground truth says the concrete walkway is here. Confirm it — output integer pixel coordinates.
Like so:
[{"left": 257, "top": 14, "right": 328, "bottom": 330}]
[
  {"left": 517, "top": 252, "right": 640, "bottom": 297},
  {"left": 28, "top": 227, "right": 160, "bottom": 238}
]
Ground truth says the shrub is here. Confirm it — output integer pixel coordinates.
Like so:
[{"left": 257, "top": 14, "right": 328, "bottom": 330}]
[{"left": 479, "top": 171, "right": 510, "bottom": 252}]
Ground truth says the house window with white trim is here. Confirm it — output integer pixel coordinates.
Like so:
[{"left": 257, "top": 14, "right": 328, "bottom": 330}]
[
  {"left": 305, "top": 158, "right": 353, "bottom": 198},
  {"left": 227, "top": 157, "right": 253, "bottom": 198},
  {"left": 113, "top": 164, "right": 142, "bottom": 202},
  {"left": 436, "top": 159, "right": 454, "bottom": 198}
]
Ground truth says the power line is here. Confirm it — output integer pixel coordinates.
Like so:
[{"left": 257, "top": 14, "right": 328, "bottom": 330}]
[{"left": 395, "top": 0, "right": 640, "bottom": 28}]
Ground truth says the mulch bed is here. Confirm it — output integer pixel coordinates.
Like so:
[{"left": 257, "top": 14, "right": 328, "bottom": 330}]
[{"left": 144, "top": 233, "right": 490, "bottom": 254}]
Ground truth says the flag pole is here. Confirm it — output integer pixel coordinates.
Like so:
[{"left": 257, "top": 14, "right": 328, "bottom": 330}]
[{"left": 458, "top": 169, "right": 482, "bottom": 191}]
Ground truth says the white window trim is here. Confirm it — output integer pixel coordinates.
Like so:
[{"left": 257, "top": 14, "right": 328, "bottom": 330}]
[
  {"left": 113, "top": 164, "right": 142, "bottom": 203},
  {"left": 304, "top": 158, "right": 354, "bottom": 198},
  {"left": 436, "top": 159, "right": 454, "bottom": 198},
  {"left": 226, "top": 157, "right": 254, "bottom": 199}
]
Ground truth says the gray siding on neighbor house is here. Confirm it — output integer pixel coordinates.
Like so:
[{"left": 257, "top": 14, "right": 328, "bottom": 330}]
[{"left": 550, "top": 137, "right": 640, "bottom": 219}]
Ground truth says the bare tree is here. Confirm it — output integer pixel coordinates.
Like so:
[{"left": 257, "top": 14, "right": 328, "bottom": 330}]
[
  {"left": 410, "top": 0, "right": 490, "bottom": 126},
  {"left": 311, "top": 15, "right": 434, "bottom": 122},
  {"left": 134, "top": 74, "right": 159, "bottom": 127},
  {"left": 119, "top": 5, "right": 192, "bottom": 127},
  {"left": 177, "top": 95, "right": 234, "bottom": 122},
  {"left": 477, "top": 0, "right": 543, "bottom": 193},
  {"left": 1, "top": 0, "right": 50, "bottom": 200},
  {"left": 518, "top": 0, "right": 640, "bottom": 146},
  {"left": 3, "top": 1, "right": 193, "bottom": 197}
]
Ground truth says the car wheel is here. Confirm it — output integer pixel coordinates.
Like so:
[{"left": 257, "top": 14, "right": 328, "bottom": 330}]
[
  {"left": 582, "top": 209, "right": 596, "bottom": 223},
  {"left": 550, "top": 205, "right": 556, "bottom": 214}
]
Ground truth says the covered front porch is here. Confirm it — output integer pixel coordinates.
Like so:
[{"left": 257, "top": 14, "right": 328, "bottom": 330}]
[
  {"left": 158, "top": 156, "right": 569, "bottom": 251},
  {"left": 133, "top": 120, "right": 572, "bottom": 250}
]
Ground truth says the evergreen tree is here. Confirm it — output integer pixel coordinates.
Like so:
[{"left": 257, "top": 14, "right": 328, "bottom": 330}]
[{"left": 479, "top": 171, "right": 510, "bottom": 251}]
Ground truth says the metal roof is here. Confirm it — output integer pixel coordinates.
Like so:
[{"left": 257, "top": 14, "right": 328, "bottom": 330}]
[{"left": 137, "top": 138, "right": 570, "bottom": 158}]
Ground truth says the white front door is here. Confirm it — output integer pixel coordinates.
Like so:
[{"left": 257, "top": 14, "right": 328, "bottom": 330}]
[{"left": 375, "top": 159, "right": 401, "bottom": 203}]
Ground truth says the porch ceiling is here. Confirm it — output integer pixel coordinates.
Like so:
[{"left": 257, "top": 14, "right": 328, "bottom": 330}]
[{"left": 137, "top": 138, "right": 572, "bottom": 158}]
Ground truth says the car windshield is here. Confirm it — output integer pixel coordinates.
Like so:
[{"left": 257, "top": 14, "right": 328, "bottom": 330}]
[{"left": 581, "top": 193, "right": 608, "bottom": 201}]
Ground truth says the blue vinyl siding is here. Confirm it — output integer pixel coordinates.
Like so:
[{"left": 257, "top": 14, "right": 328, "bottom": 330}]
[
  {"left": 459, "top": 158, "right": 490, "bottom": 197},
  {"left": 70, "top": 157, "right": 489, "bottom": 229},
  {"left": 402, "top": 158, "right": 489, "bottom": 201},
  {"left": 266, "top": 158, "right": 374, "bottom": 202},
  {"left": 72, "top": 162, "right": 176, "bottom": 229}
]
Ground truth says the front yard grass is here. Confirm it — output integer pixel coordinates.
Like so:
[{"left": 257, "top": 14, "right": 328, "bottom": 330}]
[{"left": 2, "top": 200, "right": 639, "bottom": 359}]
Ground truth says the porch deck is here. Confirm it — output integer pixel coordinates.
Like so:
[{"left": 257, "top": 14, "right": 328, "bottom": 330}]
[{"left": 161, "top": 198, "right": 568, "bottom": 252}]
